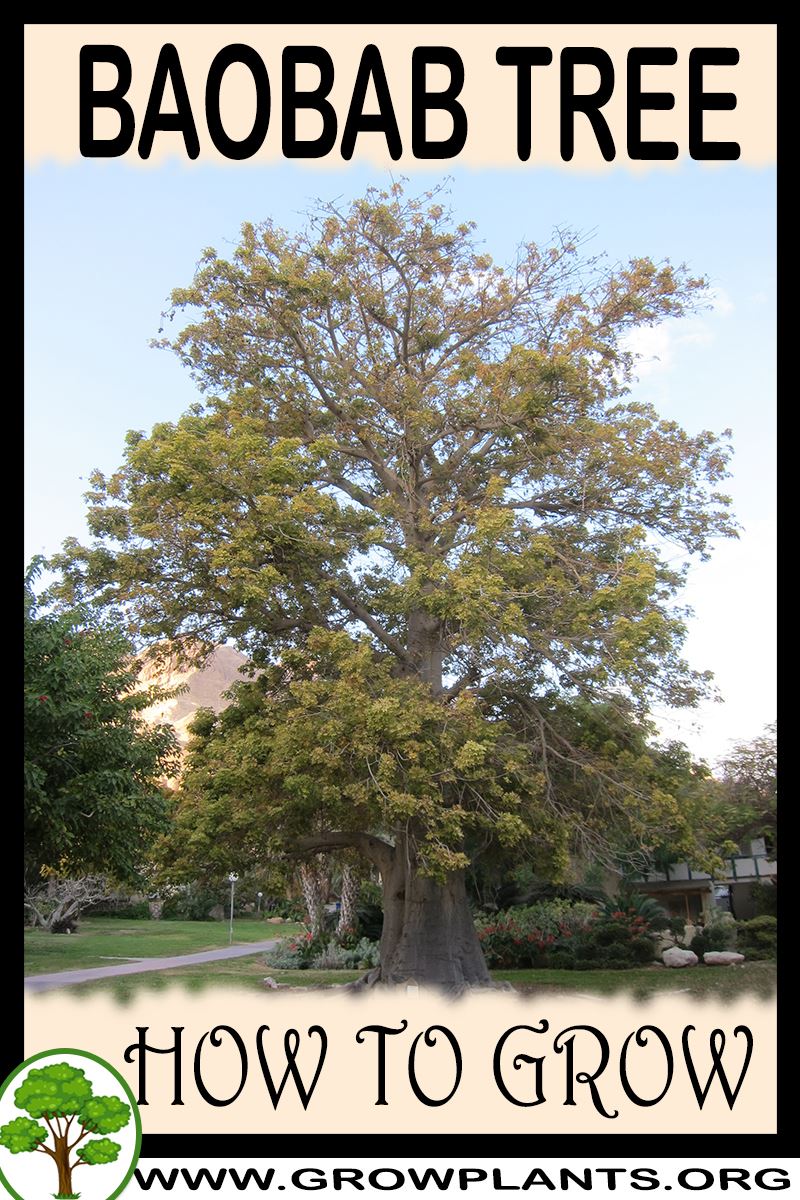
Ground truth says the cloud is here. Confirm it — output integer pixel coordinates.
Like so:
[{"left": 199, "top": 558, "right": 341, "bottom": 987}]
[
  {"left": 621, "top": 286, "right": 734, "bottom": 379},
  {"left": 707, "top": 286, "right": 735, "bottom": 317}
]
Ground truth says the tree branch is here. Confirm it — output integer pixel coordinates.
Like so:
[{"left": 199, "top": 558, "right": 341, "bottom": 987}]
[
  {"left": 293, "top": 831, "right": 395, "bottom": 874},
  {"left": 330, "top": 584, "right": 411, "bottom": 665},
  {"left": 440, "top": 666, "right": 481, "bottom": 702}
]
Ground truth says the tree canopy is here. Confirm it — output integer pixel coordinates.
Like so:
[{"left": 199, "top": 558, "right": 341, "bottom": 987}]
[
  {"left": 51, "top": 183, "right": 736, "bottom": 986},
  {"left": 715, "top": 722, "right": 777, "bottom": 853},
  {"left": 24, "top": 560, "right": 178, "bottom": 883}
]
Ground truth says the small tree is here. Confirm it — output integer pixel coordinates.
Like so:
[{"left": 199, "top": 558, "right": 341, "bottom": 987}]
[
  {"left": 24, "top": 875, "right": 112, "bottom": 933},
  {"left": 0, "top": 1063, "right": 131, "bottom": 1198}
]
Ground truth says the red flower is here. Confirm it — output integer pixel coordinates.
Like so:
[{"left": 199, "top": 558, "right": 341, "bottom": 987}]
[{"left": 38, "top": 695, "right": 49, "bottom": 703}]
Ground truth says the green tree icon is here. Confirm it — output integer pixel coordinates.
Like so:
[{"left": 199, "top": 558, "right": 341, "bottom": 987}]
[{"left": 0, "top": 1062, "right": 130, "bottom": 1197}]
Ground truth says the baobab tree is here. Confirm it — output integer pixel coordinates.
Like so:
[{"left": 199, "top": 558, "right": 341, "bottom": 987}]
[{"left": 52, "top": 183, "right": 735, "bottom": 987}]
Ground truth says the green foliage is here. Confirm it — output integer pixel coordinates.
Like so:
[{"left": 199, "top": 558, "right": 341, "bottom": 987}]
[
  {"left": 89, "top": 899, "right": 152, "bottom": 920},
  {"left": 310, "top": 937, "right": 380, "bottom": 970},
  {"left": 261, "top": 897, "right": 307, "bottom": 922},
  {"left": 14, "top": 1063, "right": 93, "bottom": 1117},
  {"left": 667, "top": 915, "right": 688, "bottom": 942},
  {"left": 264, "top": 931, "right": 322, "bottom": 970},
  {"left": 715, "top": 723, "right": 777, "bottom": 852},
  {"left": 79, "top": 1094, "right": 131, "bottom": 1134},
  {"left": 750, "top": 881, "right": 778, "bottom": 917},
  {"left": 690, "top": 924, "right": 736, "bottom": 956},
  {"left": 160, "top": 883, "right": 225, "bottom": 921},
  {"left": 567, "top": 912, "right": 658, "bottom": 969},
  {"left": 736, "top": 915, "right": 777, "bottom": 960},
  {"left": 24, "top": 561, "right": 178, "bottom": 882},
  {"left": 601, "top": 891, "right": 671, "bottom": 931},
  {"left": 355, "top": 893, "right": 384, "bottom": 942},
  {"left": 76, "top": 1137, "right": 122, "bottom": 1165},
  {"left": 0, "top": 1116, "right": 47, "bottom": 1153}
]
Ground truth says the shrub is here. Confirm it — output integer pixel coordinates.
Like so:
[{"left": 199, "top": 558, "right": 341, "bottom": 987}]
[
  {"left": 161, "top": 885, "right": 223, "bottom": 921},
  {"left": 476, "top": 900, "right": 660, "bottom": 971},
  {"left": 602, "top": 892, "right": 670, "bottom": 931},
  {"left": 264, "top": 933, "right": 380, "bottom": 971},
  {"left": 667, "top": 916, "right": 688, "bottom": 943},
  {"left": 311, "top": 937, "right": 380, "bottom": 970},
  {"left": 736, "top": 915, "right": 777, "bottom": 959},
  {"left": 262, "top": 942, "right": 306, "bottom": 970},
  {"left": 88, "top": 899, "right": 152, "bottom": 920},
  {"left": 690, "top": 923, "right": 735, "bottom": 956},
  {"left": 558, "top": 910, "right": 658, "bottom": 971},
  {"left": 749, "top": 881, "right": 778, "bottom": 918},
  {"left": 264, "top": 897, "right": 307, "bottom": 921},
  {"left": 477, "top": 919, "right": 557, "bottom": 968}
]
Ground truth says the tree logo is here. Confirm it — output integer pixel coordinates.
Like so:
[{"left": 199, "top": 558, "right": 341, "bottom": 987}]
[{"left": 0, "top": 1050, "right": 141, "bottom": 1200}]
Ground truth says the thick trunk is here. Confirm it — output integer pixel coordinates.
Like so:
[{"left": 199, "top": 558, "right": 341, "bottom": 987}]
[
  {"left": 375, "top": 833, "right": 491, "bottom": 989},
  {"left": 407, "top": 609, "right": 444, "bottom": 693},
  {"left": 295, "top": 830, "right": 492, "bottom": 990},
  {"left": 55, "top": 1139, "right": 74, "bottom": 1197}
]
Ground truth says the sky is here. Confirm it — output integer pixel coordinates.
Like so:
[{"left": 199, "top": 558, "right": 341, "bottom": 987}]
[{"left": 24, "top": 160, "right": 776, "bottom": 769}]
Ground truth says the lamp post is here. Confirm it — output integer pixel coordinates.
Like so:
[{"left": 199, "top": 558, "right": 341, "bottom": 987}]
[
  {"left": 228, "top": 873, "right": 239, "bottom": 945},
  {"left": 257, "top": 891, "right": 263, "bottom": 915}
]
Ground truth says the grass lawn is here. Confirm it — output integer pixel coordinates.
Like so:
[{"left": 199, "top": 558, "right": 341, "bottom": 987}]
[
  {"left": 39, "top": 953, "right": 776, "bottom": 1005},
  {"left": 492, "top": 961, "right": 776, "bottom": 1002},
  {"left": 24, "top": 917, "right": 304, "bottom": 976}
]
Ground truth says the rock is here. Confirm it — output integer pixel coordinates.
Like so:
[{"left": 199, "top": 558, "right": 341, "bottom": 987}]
[
  {"left": 703, "top": 951, "right": 745, "bottom": 966},
  {"left": 662, "top": 947, "right": 698, "bottom": 968},
  {"left": 208, "top": 904, "right": 226, "bottom": 921},
  {"left": 266, "top": 916, "right": 285, "bottom": 924},
  {"left": 263, "top": 977, "right": 280, "bottom": 989}
]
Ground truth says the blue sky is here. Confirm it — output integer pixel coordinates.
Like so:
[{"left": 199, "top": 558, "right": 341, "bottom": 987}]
[{"left": 24, "top": 161, "right": 776, "bottom": 767}]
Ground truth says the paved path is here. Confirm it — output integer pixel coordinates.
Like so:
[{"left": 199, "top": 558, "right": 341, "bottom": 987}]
[{"left": 25, "top": 939, "right": 281, "bottom": 993}]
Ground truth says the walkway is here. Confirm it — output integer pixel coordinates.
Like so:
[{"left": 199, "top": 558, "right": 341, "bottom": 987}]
[{"left": 25, "top": 939, "right": 280, "bottom": 993}]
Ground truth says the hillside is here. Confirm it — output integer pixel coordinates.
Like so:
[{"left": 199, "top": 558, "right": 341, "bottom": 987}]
[{"left": 139, "top": 645, "right": 248, "bottom": 746}]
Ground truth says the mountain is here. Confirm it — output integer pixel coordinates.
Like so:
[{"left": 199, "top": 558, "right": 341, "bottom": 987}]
[{"left": 139, "top": 644, "right": 249, "bottom": 746}]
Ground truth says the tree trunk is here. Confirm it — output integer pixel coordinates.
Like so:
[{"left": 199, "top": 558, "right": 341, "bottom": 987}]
[
  {"left": 298, "top": 860, "right": 330, "bottom": 939},
  {"left": 336, "top": 863, "right": 360, "bottom": 938},
  {"left": 295, "top": 830, "right": 492, "bottom": 990},
  {"left": 374, "top": 831, "right": 491, "bottom": 989},
  {"left": 407, "top": 609, "right": 444, "bottom": 692},
  {"left": 54, "top": 1138, "right": 75, "bottom": 1197}
]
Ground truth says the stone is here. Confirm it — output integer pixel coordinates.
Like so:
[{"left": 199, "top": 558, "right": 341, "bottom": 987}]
[
  {"left": 266, "top": 916, "right": 285, "bottom": 924},
  {"left": 263, "top": 977, "right": 280, "bottom": 989},
  {"left": 662, "top": 947, "right": 698, "bottom": 968},
  {"left": 703, "top": 951, "right": 745, "bottom": 966}
]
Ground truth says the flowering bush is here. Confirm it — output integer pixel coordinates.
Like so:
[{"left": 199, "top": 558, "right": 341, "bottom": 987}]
[
  {"left": 477, "top": 919, "right": 557, "bottom": 968},
  {"left": 264, "top": 930, "right": 380, "bottom": 971},
  {"left": 476, "top": 903, "right": 658, "bottom": 970},
  {"left": 264, "top": 929, "right": 325, "bottom": 970}
]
